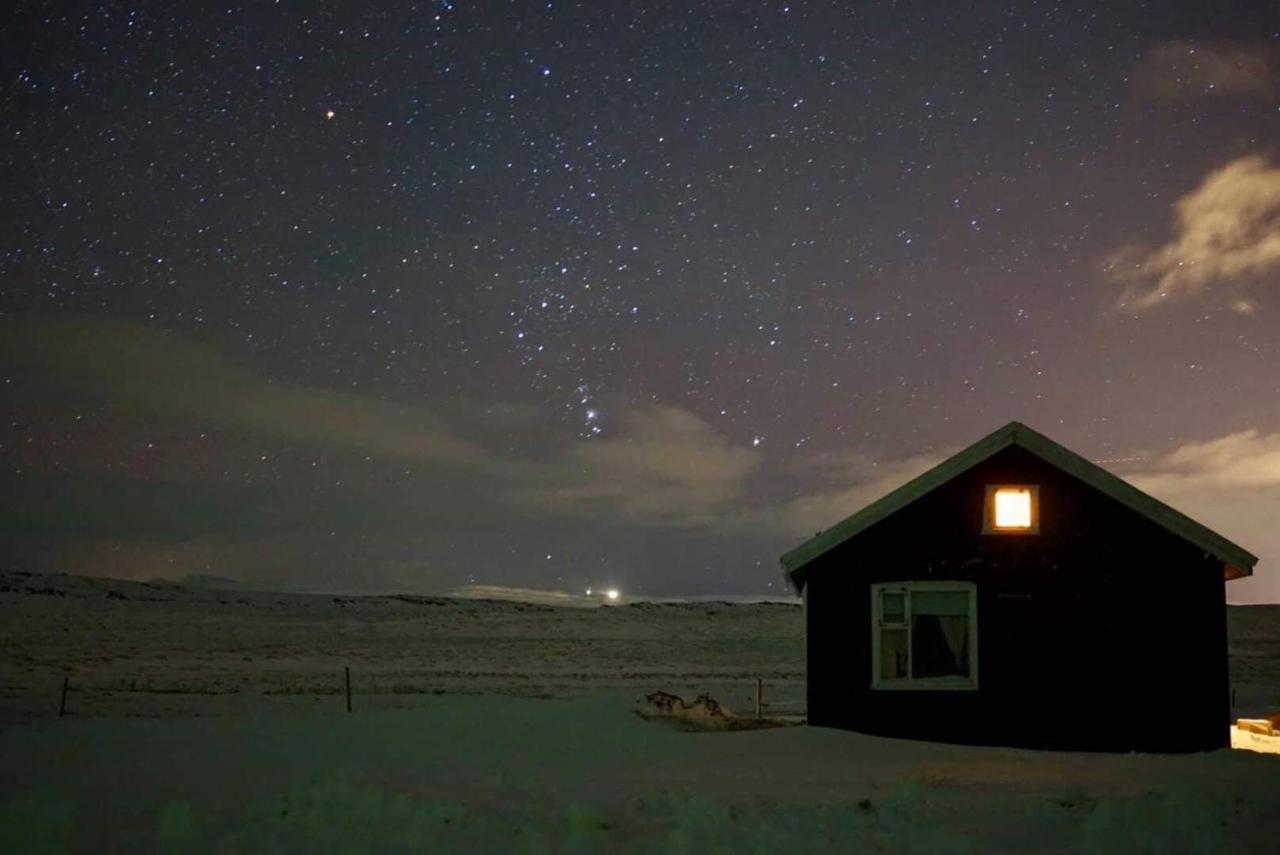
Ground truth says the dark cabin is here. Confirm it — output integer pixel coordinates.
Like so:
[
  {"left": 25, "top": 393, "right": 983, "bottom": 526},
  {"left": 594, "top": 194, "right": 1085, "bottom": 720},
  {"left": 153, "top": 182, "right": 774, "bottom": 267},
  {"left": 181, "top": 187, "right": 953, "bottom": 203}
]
[{"left": 781, "top": 421, "right": 1257, "bottom": 753}]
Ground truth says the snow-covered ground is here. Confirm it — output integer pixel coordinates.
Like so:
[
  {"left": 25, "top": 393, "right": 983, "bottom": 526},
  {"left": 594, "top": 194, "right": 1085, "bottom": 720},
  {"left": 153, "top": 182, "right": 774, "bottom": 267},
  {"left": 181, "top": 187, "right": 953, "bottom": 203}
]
[
  {"left": 4, "top": 693, "right": 1280, "bottom": 853},
  {"left": 2, "top": 570, "right": 1280, "bottom": 852},
  {"left": 0, "top": 571, "right": 806, "bottom": 720}
]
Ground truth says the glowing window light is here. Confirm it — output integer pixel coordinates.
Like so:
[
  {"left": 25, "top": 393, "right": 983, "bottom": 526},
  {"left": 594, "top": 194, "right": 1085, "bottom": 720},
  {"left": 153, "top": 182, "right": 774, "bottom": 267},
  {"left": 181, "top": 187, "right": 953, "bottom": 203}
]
[{"left": 993, "top": 487, "right": 1033, "bottom": 529}]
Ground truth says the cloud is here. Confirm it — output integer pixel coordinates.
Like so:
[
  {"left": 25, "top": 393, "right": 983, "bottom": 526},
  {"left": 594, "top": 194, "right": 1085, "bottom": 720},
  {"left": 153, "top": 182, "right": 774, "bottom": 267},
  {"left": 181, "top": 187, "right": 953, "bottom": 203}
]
[
  {"left": 1, "top": 319, "right": 772, "bottom": 590},
  {"left": 2, "top": 317, "right": 482, "bottom": 465},
  {"left": 525, "top": 405, "right": 761, "bottom": 525},
  {"left": 1126, "top": 430, "right": 1280, "bottom": 493},
  {"left": 1133, "top": 41, "right": 1278, "bottom": 100},
  {"left": 774, "top": 449, "right": 947, "bottom": 537},
  {"left": 1122, "top": 430, "right": 1280, "bottom": 601},
  {"left": 1107, "top": 155, "right": 1280, "bottom": 309}
]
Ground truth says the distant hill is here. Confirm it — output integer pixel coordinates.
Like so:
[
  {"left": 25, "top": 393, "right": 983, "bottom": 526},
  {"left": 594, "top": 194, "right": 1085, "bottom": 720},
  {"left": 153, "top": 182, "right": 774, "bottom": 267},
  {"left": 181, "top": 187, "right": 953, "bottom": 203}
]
[{"left": 180, "top": 574, "right": 250, "bottom": 591}]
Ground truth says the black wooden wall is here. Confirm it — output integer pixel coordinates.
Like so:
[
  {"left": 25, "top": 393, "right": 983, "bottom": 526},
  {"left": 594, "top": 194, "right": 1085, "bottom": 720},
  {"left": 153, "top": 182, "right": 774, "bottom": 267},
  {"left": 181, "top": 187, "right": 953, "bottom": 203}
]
[{"left": 803, "top": 444, "right": 1230, "bottom": 752}]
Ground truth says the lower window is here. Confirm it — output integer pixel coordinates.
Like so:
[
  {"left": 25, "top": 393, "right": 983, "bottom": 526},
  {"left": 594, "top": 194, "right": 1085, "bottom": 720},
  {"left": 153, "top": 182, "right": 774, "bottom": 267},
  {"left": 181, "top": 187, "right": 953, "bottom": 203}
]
[{"left": 871, "top": 582, "right": 977, "bottom": 690}]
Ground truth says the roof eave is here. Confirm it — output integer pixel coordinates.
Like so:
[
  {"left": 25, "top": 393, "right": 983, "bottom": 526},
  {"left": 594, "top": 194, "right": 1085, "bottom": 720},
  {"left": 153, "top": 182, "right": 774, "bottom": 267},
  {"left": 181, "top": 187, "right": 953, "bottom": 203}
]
[
  {"left": 1010, "top": 426, "right": 1258, "bottom": 578},
  {"left": 781, "top": 422, "right": 1024, "bottom": 589},
  {"left": 1226, "top": 563, "right": 1252, "bottom": 581}
]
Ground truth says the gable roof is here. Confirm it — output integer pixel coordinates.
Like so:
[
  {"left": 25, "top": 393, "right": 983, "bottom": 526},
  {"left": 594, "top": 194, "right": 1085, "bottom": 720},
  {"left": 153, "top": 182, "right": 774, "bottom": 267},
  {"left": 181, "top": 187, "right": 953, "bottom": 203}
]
[{"left": 781, "top": 421, "right": 1257, "bottom": 590}]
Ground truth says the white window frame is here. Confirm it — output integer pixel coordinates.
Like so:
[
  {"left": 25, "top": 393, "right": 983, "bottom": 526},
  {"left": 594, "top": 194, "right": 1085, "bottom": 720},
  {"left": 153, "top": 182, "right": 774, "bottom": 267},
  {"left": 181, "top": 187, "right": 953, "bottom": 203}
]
[{"left": 871, "top": 581, "right": 978, "bottom": 691}]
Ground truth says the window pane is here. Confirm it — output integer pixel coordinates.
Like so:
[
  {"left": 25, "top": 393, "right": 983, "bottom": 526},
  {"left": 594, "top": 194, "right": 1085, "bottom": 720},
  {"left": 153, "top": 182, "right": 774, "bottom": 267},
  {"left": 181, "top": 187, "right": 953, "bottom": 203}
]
[
  {"left": 881, "top": 591, "right": 906, "bottom": 624},
  {"left": 912, "top": 590, "right": 969, "bottom": 616},
  {"left": 911, "top": 613, "right": 970, "bottom": 678},
  {"left": 994, "top": 487, "right": 1032, "bottom": 528},
  {"left": 880, "top": 628, "right": 909, "bottom": 679}
]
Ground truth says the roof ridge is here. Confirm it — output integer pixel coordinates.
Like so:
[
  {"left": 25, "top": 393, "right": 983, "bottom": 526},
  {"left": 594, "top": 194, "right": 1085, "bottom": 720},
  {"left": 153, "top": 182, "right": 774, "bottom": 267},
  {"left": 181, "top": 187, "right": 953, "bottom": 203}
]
[{"left": 780, "top": 421, "right": 1257, "bottom": 590}]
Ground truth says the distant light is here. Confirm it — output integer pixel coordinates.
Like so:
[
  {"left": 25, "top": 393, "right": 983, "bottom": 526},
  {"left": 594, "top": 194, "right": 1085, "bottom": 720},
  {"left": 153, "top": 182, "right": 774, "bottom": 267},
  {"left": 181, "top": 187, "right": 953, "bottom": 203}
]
[
  {"left": 994, "top": 488, "right": 1033, "bottom": 528},
  {"left": 585, "top": 588, "right": 592, "bottom": 596},
  {"left": 605, "top": 589, "right": 620, "bottom": 601},
  {"left": 324, "top": 109, "right": 335, "bottom": 120}
]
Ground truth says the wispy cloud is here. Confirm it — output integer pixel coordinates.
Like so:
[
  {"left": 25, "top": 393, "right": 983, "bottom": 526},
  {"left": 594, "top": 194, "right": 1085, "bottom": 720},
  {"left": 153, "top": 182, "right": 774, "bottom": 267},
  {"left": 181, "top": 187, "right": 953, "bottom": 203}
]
[
  {"left": 1122, "top": 430, "right": 1280, "bottom": 600},
  {"left": 5, "top": 319, "right": 768, "bottom": 527},
  {"left": 18, "top": 320, "right": 1276, "bottom": 599},
  {"left": 1125, "top": 429, "right": 1280, "bottom": 493},
  {"left": 1107, "top": 154, "right": 1280, "bottom": 309},
  {"left": 525, "top": 405, "right": 761, "bottom": 525},
  {"left": 772, "top": 449, "right": 947, "bottom": 537},
  {"left": 1133, "top": 41, "right": 1278, "bottom": 100},
  {"left": 2, "top": 317, "right": 481, "bottom": 465}
]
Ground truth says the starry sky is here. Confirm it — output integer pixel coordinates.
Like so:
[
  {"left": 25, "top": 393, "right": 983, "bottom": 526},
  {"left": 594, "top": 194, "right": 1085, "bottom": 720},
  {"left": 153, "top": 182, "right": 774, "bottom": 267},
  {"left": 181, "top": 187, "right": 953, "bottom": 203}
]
[{"left": 3, "top": 1, "right": 1280, "bottom": 601}]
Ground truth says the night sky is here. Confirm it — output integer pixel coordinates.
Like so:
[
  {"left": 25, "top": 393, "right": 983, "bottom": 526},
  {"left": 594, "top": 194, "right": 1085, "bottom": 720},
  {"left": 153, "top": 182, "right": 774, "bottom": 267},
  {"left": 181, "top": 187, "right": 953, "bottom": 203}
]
[{"left": 3, "top": 1, "right": 1279, "bottom": 601}]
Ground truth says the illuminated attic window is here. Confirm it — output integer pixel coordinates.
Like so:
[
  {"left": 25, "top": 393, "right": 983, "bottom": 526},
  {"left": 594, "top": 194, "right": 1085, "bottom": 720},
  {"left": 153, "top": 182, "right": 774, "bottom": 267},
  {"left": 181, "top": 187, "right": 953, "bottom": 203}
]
[{"left": 983, "top": 485, "right": 1039, "bottom": 534}]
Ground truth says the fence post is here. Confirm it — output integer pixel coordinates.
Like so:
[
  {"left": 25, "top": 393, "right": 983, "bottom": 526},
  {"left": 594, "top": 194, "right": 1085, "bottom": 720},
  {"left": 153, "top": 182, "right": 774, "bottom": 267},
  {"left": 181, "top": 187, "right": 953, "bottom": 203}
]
[
  {"left": 755, "top": 677, "right": 763, "bottom": 720},
  {"left": 59, "top": 675, "right": 69, "bottom": 717},
  {"left": 345, "top": 666, "right": 352, "bottom": 713}
]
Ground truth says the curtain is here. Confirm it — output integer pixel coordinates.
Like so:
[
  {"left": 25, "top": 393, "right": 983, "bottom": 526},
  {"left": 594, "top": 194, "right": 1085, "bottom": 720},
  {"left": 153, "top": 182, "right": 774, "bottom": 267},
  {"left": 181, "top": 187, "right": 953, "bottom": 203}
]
[
  {"left": 935, "top": 615, "right": 969, "bottom": 675},
  {"left": 910, "top": 613, "right": 970, "bottom": 678}
]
